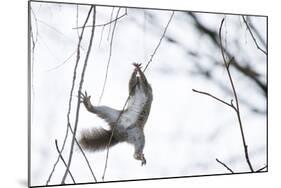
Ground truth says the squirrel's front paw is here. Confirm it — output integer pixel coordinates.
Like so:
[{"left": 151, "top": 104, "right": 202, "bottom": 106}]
[
  {"left": 132, "top": 62, "right": 142, "bottom": 70},
  {"left": 80, "top": 91, "right": 92, "bottom": 110}
]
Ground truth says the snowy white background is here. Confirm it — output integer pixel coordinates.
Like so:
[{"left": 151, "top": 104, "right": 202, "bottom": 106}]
[
  {"left": 2, "top": 0, "right": 281, "bottom": 188},
  {"left": 29, "top": 1, "right": 267, "bottom": 186}
]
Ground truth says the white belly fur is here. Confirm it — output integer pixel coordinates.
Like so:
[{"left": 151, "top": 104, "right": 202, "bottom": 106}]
[{"left": 119, "top": 86, "right": 147, "bottom": 129}]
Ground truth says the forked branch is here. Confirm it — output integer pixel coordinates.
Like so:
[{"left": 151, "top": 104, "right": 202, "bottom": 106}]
[
  {"left": 219, "top": 18, "right": 254, "bottom": 172},
  {"left": 193, "top": 17, "right": 255, "bottom": 173}
]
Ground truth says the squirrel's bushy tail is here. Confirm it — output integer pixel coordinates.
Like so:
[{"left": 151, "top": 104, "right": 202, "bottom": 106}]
[{"left": 79, "top": 128, "right": 119, "bottom": 152}]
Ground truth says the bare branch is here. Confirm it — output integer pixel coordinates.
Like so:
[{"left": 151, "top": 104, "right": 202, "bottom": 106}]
[
  {"left": 219, "top": 18, "right": 254, "bottom": 172},
  {"left": 54, "top": 140, "right": 76, "bottom": 183},
  {"left": 98, "top": 8, "right": 122, "bottom": 104},
  {"left": 61, "top": 5, "right": 96, "bottom": 184},
  {"left": 45, "top": 50, "right": 77, "bottom": 72},
  {"left": 247, "top": 17, "right": 266, "bottom": 47},
  {"left": 242, "top": 16, "right": 267, "bottom": 55},
  {"left": 30, "top": 7, "right": 38, "bottom": 99},
  {"left": 192, "top": 89, "right": 236, "bottom": 110},
  {"left": 256, "top": 165, "right": 267, "bottom": 172},
  {"left": 143, "top": 11, "right": 175, "bottom": 72},
  {"left": 69, "top": 125, "right": 97, "bottom": 182},
  {"left": 101, "top": 97, "right": 130, "bottom": 181},
  {"left": 216, "top": 158, "right": 234, "bottom": 173}
]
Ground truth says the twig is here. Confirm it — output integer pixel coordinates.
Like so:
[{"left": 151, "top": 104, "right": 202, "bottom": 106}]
[
  {"left": 242, "top": 16, "right": 267, "bottom": 55},
  {"left": 247, "top": 18, "right": 266, "bottom": 47},
  {"left": 72, "top": 9, "right": 127, "bottom": 30},
  {"left": 101, "top": 11, "right": 175, "bottom": 181},
  {"left": 219, "top": 18, "right": 254, "bottom": 172},
  {"left": 192, "top": 89, "right": 236, "bottom": 110},
  {"left": 143, "top": 11, "right": 175, "bottom": 72},
  {"left": 46, "top": 5, "right": 94, "bottom": 186},
  {"left": 256, "top": 165, "right": 267, "bottom": 172},
  {"left": 98, "top": 25, "right": 106, "bottom": 48},
  {"left": 69, "top": 125, "right": 97, "bottom": 182},
  {"left": 101, "top": 97, "right": 130, "bottom": 181},
  {"left": 46, "top": 50, "right": 77, "bottom": 72},
  {"left": 107, "top": 7, "right": 115, "bottom": 41},
  {"left": 98, "top": 8, "right": 122, "bottom": 104},
  {"left": 55, "top": 140, "right": 76, "bottom": 183},
  {"left": 216, "top": 158, "right": 234, "bottom": 173},
  {"left": 61, "top": 5, "right": 96, "bottom": 184},
  {"left": 76, "top": 5, "right": 80, "bottom": 37},
  {"left": 30, "top": 7, "right": 38, "bottom": 101}
]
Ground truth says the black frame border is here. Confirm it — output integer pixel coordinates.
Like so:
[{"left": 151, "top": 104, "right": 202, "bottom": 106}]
[{"left": 27, "top": 0, "right": 268, "bottom": 187}]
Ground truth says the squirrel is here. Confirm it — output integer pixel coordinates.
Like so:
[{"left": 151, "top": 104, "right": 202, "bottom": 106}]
[{"left": 79, "top": 63, "right": 153, "bottom": 166}]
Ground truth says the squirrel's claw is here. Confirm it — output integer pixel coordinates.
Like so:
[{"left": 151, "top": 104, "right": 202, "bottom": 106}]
[
  {"left": 141, "top": 157, "right": 146, "bottom": 166},
  {"left": 132, "top": 62, "right": 142, "bottom": 69}
]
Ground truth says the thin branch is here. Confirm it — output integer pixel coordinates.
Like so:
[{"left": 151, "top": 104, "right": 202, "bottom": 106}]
[
  {"left": 256, "top": 165, "right": 267, "bottom": 172},
  {"left": 61, "top": 5, "right": 96, "bottom": 184},
  {"left": 98, "top": 8, "right": 121, "bottom": 104},
  {"left": 72, "top": 9, "right": 127, "bottom": 30},
  {"left": 54, "top": 140, "right": 76, "bottom": 183},
  {"left": 219, "top": 18, "right": 254, "bottom": 172},
  {"left": 107, "top": 7, "right": 115, "bottom": 41},
  {"left": 101, "top": 97, "right": 130, "bottom": 181},
  {"left": 216, "top": 158, "right": 234, "bottom": 173},
  {"left": 67, "top": 124, "right": 97, "bottom": 181},
  {"left": 46, "top": 5, "right": 94, "bottom": 185},
  {"left": 192, "top": 89, "right": 236, "bottom": 110},
  {"left": 45, "top": 50, "right": 77, "bottom": 72},
  {"left": 242, "top": 16, "right": 267, "bottom": 55},
  {"left": 101, "top": 11, "right": 175, "bottom": 181},
  {"left": 247, "top": 17, "right": 266, "bottom": 47},
  {"left": 98, "top": 25, "right": 106, "bottom": 48},
  {"left": 76, "top": 5, "right": 80, "bottom": 37},
  {"left": 30, "top": 7, "right": 39, "bottom": 99},
  {"left": 143, "top": 11, "right": 175, "bottom": 72}
]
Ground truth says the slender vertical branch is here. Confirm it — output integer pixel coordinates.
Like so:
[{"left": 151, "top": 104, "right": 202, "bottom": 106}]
[
  {"left": 101, "top": 97, "right": 130, "bottom": 181},
  {"left": 98, "top": 8, "right": 121, "bottom": 104},
  {"left": 46, "top": 5, "right": 94, "bottom": 185},
  {"left": 101, "top": 11, "right": 174, "bottom": 181},
  {"left": 219, "top": 18, "right": 254, "bottom": 172},
  {"left": 107, "top": 7, "right": 115, "bottom": 40},
  {"left": 61, "top": 5, "right": 96, "bottom": 184},
  {"left": 54, "top": 140, "right": 76, "bottom": 183},
  {"left": 242, "top": 16, "right": 267, "bottom": 55}
]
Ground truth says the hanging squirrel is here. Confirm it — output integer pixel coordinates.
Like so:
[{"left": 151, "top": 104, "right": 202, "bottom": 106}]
[{"left": 79, "top": 63, "right": 153, "bottom": 166}]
